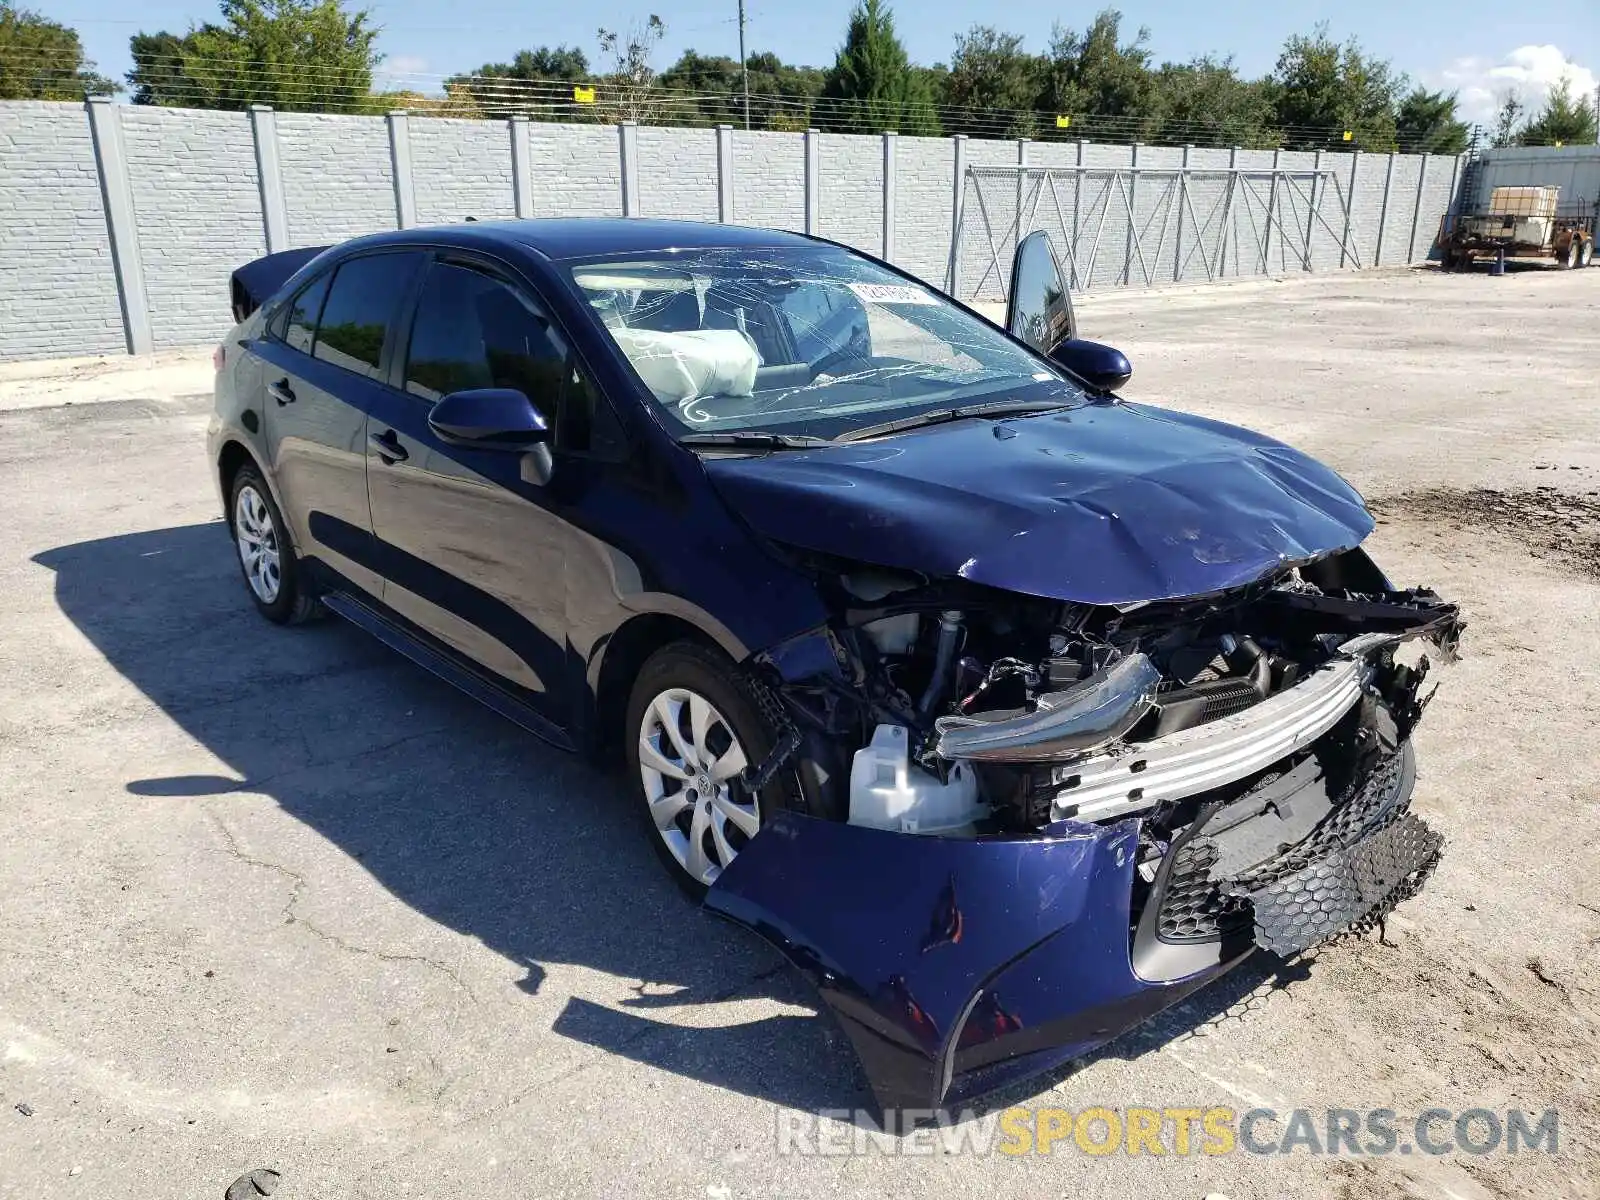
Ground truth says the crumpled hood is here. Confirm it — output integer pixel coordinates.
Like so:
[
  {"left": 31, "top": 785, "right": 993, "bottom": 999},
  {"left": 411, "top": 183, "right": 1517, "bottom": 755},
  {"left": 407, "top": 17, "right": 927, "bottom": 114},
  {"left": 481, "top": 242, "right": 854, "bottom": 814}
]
[{"left": 702, "top": 401, "right": 1374, "bottom": 605}]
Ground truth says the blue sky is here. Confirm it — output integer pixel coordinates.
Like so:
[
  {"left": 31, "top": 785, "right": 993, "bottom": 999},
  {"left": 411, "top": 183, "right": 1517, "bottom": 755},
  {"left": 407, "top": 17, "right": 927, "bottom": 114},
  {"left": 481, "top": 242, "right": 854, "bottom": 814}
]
[{"left": 58, "top": 0, "right": 1598, "bottom": 123}]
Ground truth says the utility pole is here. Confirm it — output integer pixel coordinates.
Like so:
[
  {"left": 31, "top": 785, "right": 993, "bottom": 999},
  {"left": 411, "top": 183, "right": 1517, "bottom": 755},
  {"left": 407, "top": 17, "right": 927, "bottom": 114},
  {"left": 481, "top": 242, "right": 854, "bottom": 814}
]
[{"left": 738, "top": 0, "right": 750, "bottom": 130}]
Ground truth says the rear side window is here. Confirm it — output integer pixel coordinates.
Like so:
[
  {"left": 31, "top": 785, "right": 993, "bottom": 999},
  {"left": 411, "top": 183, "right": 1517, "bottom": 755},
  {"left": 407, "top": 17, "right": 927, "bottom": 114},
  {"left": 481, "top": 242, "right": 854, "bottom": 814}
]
[
  {"left": 405, "top": 262, "right": 566, "bottom": 404},
  {"left": 282, "top": 274, "right": 330, "bottom": 354},
  {"left": 312, "top": 252, "right": 423, "bottom": 379}
]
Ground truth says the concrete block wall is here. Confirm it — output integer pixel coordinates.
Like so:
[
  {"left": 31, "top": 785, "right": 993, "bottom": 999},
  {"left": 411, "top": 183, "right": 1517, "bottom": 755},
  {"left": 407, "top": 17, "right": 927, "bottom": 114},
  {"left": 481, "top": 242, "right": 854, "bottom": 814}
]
[
  {"left": 276, "top": 112, "right": 396, "bottom": 248},
  {"left": 816, "top": 133, "right": 882, "bottom": 256},
  {"left": 410, "top": 117, "right": 516, "bottom": 225},
  {"left": 731, "top": 130, "right": 805, "bottom": 232},
  {"left": 636, "top": 126, "right": 717, "bottom": 222},
  {"left": 0, "top": 99, "right": 1467, "bottom": 360},
  {"left": 527, "top": 122, "right": 622, "bottom": 218},
  {"left": 122, "top": 107, "right": 266, "bottom": 350},
  {"left": 0, "top": 102, "right": 126, "bottom": 359}
]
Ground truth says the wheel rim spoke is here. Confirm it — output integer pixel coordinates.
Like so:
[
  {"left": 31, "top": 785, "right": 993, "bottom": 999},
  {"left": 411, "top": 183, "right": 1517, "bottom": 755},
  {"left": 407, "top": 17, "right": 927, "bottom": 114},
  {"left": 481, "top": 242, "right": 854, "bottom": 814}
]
[
  {"left": 710, "top": 810, "right": 739, "bottom": 868},
  {"left": 713, "top": 790, "right": 759, "bottom": 838},
  {"left": 709, "top": 743, "right": 748, "bottom": 783},
  {"left": 688, "top": 693, "right": 715, "bottom": 765},
  {"left": 652, "top": 694, "right": 696, "bottom": 766},
  {"left": 648, "top": 788, "right": 690, "bottom": 832},
  {"left": 638, "top": 735, "right": 689, "bottom": 780},
  {"left": 683, "top": 799, "right": 713, "bottom": 881}
]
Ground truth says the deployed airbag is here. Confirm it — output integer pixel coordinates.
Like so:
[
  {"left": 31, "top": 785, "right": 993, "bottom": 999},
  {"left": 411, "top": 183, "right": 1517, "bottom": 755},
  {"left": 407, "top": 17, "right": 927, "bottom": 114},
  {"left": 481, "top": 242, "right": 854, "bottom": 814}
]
[{"left": 611, "top": 327, "right": 759, "bottom": 407}]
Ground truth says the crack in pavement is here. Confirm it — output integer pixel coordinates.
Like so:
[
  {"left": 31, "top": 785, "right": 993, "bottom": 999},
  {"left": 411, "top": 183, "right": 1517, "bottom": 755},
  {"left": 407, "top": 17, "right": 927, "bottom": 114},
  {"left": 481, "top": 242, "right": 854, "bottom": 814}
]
[
  {"left": 199, "top": 724, "right": 482, "bottom": 1008},
  {"left": 355, "top": 959, "right": 797, "bottom": 1184}
]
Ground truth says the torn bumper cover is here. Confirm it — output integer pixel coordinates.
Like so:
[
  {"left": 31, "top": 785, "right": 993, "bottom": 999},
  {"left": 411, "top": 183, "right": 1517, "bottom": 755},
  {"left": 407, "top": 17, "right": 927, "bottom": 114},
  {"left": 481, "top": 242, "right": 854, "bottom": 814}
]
[{"left": 706, "top": 758, "right": 1440, "bottom": 1113}]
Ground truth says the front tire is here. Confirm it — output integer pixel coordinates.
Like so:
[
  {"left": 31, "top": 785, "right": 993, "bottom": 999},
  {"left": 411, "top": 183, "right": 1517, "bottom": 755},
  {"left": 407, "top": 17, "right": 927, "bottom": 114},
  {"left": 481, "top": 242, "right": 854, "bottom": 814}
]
[
  {"left": 624, "top": 641, "right": 810, "bottom": 898},
  {"left": 228, "top": 465, "right": 319, "bottom": 625},
  {"left": 1580, "top": 239, "right": 1594, "bottom": 269}
]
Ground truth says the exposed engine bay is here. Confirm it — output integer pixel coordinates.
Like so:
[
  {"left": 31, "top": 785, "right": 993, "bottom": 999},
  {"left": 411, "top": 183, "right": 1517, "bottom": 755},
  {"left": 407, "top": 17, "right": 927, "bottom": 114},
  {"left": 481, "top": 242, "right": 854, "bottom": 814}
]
[{"left": 758, "top": 545, "right": 1461, "bottom": 963}]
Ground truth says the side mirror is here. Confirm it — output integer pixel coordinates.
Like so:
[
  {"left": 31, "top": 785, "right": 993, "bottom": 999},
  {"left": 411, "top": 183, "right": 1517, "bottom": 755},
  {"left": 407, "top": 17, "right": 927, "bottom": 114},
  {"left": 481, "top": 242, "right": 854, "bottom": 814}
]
[
  {"left": 1050, "top": 339, "right": 1132, "bottom": 394},
  {"left": 1007, "top": 230, "right": 1076, "bottom": 352},
  {"left": 428, "top": 388, "right": 550, "bottom": 450}
]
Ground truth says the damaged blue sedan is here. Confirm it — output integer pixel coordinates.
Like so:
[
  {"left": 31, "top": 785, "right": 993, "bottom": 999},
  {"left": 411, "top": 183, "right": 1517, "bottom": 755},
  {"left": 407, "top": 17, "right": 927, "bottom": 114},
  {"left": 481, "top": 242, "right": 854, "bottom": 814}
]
[{"left": 211, "top": 219, "right": 1460, "bottom": 1115}]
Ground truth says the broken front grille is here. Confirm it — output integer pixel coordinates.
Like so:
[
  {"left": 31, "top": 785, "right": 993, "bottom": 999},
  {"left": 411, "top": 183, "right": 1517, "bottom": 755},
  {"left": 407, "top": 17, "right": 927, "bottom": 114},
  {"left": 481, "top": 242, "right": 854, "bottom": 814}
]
[{"left": 1151, "top": 746, "right": 1434, "bottom": 950}]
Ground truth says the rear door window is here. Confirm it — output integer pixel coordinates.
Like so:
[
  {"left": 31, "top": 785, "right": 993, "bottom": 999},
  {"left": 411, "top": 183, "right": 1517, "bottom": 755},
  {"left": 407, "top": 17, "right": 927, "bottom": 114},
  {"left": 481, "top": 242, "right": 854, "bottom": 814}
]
[
  {"left": 311, "top": 252, "right": 424, "bottom": 380},
  {"left": 282, "top": 274, "right": 330, "bottom": 354}
]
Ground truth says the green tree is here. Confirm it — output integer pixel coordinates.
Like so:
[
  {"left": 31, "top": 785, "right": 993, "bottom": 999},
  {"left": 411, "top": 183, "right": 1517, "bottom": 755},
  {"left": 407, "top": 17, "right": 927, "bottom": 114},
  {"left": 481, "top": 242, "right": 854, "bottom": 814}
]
[
  {"left": 445, "top": 45, "right": 590, "bottom": 116},
  {"left": 821, "top": 0, "right": 940, "bottom": 136},
  {"left": 127, "top": 0, "right": 379, "bottom": 112},
  {"left": 1149, "top": 56, "right": 1275, "bottom": 147},
  {"left": 1395, "top": 87, "right": 1469, "bottom": 153},
  {"left": 1038, "top": 10, "right": 1156, "bottom": 141},
  {"left": 0, "top": 2, "right": 117, "bottom": 99},
  {"left": 1491, "top": 91, "right": 1525, "bottom": 147},
  {"left": 943, "top": 26, "right": 1044, "bottom": 137},
  {"left": 1267, "top": 26, "right": 1404, "bottom": 150},
  {"left": 1518, "top": 75, "right": 1598, "bottom": 146}
]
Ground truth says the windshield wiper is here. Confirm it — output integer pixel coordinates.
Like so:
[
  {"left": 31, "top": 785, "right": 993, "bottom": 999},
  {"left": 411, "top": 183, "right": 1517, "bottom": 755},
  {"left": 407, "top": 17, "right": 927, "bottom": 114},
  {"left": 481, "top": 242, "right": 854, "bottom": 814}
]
[
  {"left": 836, "top": 399, "right": 1076, "bottom": 444},
  {"left": 678, "top": 430, "right": 833, "bottom": 450}
]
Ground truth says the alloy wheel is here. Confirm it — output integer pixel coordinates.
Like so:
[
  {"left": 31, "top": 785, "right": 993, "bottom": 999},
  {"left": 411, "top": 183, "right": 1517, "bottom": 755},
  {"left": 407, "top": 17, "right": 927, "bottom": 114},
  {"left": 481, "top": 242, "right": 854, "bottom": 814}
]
[
  {"left": 637, "top": 687, "right": 758, "bottom": 886},
  {"left": 234, "top": 485, "right": 282, "bottom": 604}
]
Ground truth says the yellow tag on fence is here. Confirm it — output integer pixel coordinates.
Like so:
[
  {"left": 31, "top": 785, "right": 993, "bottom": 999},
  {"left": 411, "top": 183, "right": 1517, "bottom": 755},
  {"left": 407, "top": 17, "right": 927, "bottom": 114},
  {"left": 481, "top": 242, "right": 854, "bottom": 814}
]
[
  {"left": 1055, "top": 115, "right": 1071, "bottom": 129},
  {"left": 1342, "top": 130, "right": 1353, "bottom": 141},
  {"left": 573, "top": 85, "right": 596, "bottom": 104}
]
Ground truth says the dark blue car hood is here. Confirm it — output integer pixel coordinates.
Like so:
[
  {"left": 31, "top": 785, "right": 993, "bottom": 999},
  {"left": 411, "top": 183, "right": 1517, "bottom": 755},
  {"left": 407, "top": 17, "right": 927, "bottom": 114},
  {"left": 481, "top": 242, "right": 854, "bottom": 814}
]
[{"left": 702, "top": 401, "right": 1374, "bottom": 606}]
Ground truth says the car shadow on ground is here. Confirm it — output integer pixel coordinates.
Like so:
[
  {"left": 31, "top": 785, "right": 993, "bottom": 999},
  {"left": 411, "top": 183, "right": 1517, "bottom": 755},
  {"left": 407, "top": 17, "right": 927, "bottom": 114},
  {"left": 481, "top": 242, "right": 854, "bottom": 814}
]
[{"left": 35, "top": 521, "right": 1319, "bottom": 1120}]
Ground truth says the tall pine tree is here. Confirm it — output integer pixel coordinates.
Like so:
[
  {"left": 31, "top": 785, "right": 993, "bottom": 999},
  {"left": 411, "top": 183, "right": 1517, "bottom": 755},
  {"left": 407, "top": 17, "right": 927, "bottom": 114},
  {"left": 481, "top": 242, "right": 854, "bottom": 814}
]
[{"left": 821, "top": 0, "right": 940, "bottom": 135}]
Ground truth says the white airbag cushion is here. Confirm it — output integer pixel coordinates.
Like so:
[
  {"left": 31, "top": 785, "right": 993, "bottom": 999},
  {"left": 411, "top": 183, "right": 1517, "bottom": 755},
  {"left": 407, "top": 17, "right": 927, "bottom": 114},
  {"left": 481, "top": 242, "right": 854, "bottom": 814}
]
[{"left": 611, "top": 327, "right": 758, "bottom": 404}]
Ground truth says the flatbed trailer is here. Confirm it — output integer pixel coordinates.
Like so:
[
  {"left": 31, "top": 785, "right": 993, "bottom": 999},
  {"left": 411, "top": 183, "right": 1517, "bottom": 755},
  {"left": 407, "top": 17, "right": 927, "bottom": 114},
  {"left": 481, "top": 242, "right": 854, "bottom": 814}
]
[{"left": 1439, "top": 185, "right": 1595, "bottom": 271}]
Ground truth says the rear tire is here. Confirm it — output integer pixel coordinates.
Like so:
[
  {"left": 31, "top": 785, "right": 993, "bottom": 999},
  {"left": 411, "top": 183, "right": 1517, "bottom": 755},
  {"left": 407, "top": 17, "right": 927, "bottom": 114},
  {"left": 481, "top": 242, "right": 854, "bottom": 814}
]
[
  {"left": 1580, "top": 240, "right": 1594, "bottom": 269},
  {"left": 1560, "top": 239, "right": 1580, "bottom": 270},
  {"left": 228, "top": 464, "right": 320, "bottom": 625},
  {"left": 624, "top": 641, "right": 818, "bottom": 899}
]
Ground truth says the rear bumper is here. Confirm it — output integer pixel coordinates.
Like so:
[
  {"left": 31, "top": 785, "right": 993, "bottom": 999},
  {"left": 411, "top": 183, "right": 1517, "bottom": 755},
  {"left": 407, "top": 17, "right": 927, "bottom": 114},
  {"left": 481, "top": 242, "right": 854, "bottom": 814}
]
[{"left": 705, "top": 743, "right": 1437, "bottom": 1114}]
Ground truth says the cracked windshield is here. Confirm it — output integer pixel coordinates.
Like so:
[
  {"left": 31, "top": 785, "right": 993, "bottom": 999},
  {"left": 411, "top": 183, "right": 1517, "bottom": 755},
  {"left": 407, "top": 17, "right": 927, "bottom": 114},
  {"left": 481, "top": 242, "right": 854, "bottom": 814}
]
[{"left": 567, "top": 246, "right": 1087, "bottom": 443}]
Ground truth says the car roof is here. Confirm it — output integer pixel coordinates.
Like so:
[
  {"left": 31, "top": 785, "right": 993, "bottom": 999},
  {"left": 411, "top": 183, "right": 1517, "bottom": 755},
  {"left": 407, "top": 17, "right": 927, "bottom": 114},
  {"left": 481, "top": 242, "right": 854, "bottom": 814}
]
[{"left": 337, "top": 218, "right": 818, "bottom": 262}]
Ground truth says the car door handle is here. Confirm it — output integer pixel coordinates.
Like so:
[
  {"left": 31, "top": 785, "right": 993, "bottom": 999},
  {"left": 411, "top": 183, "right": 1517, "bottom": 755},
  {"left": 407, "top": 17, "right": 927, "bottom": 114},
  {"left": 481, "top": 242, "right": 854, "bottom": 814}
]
[
  {"left": 368, "top": 430, "right": 409, "bottom": 464},
  {"left": 267, "top": 378, "right": 295, "bottom": 406}
]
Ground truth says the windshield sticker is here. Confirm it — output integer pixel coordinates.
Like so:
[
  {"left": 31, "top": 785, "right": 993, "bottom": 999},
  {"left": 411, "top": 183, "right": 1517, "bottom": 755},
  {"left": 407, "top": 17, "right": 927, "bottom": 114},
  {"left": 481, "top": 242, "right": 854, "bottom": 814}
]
[{"left": 848, "top": 282, "right": 937, "bottom": 306}]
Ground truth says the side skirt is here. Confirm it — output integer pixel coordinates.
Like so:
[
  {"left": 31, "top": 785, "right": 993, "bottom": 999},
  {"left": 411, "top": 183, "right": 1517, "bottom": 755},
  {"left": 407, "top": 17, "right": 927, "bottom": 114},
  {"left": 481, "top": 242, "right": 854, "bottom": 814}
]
[{"left": 321, "top": 590, "right": 577, "bottom": 754}]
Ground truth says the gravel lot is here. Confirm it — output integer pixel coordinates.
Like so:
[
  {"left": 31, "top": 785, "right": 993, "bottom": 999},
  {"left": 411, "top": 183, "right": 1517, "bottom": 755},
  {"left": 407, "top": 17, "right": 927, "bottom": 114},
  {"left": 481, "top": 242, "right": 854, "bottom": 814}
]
[{"left": 2, "top": 265, "right": 1596, "bottom": 1200}]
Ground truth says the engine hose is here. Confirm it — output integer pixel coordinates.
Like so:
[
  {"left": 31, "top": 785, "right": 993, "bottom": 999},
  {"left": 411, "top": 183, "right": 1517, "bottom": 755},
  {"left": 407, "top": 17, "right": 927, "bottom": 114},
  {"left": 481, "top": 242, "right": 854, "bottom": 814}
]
[{"left": 917, "top": 610, "right": 965, "bottom": 721}]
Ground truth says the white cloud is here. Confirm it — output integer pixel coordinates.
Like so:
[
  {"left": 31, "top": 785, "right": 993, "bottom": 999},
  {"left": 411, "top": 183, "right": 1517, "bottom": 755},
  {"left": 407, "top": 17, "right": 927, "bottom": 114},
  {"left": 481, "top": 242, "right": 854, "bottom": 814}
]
[
  {"left": 1425, "top": 45, "right": 1597, "bottom": 124},
  {"left": 382, "top": 55, "right": 430, "bottom": 78}
]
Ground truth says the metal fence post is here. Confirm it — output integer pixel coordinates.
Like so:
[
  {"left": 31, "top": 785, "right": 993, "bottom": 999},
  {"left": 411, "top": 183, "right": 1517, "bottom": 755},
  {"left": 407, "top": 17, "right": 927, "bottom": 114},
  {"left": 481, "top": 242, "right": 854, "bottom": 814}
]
[
  {"left": 1264, "top": 147, "right": 1282, "bottom": 273},
  {"left": 1015, "top": 137, "right": 1028, "bottom": 257},
  {"left": 1406, "top": 153, "right": 1431, "bottom": 263},
  {"left": 1173, "top": 144, "right": 1191, "bottom": 282},
  {"left": 84, "top": 96, "right": 151, "bottom": 356},
  {"left": 1072, "top": 140, "right": 1086, "bottom": 290},
  {"left": 1340, "top": 150, "right": 1361, "bottom": 269},
  {"left": 509, "top": 115, "right": 534, "bottom": 218},
  {"left": 1217, "top": 146, "right": 1239, "bottom": 277},
  {"left": 716, "top": 124, "right": 735, "bottom": 223},
  {"left": 1302, "top": 149, "right": 1323, "bottom": 270},
  {"left": 1374, "top": 152, "right": 1397, "bottom": 265},
  {"left": 1125, "top": 142, "right": 1141, "bottom": 285},
  {"left": 386, "top": 110, "right": 416, "bottom": 229},
  {"left": 803, "top": 129, "right": 820, "bottom": 236},
  {"left": 946, "top": 134, "right": 968, "bottom": 296},
  {"left": 249, "top": 105, "right": 287, "bottom": 253},
  {"left": 618, "top": 121, "right": 640, "bottom": 217},
  {"left": 882, "top": 130, "right": 898, "bottom": 262}
]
